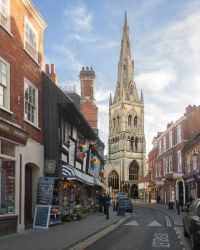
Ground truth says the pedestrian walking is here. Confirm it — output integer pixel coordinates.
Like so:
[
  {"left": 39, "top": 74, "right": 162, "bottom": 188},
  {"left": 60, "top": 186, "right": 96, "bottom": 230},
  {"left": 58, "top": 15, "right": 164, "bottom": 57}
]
[
  {"left": 104, "top": 193, "right": 111, "bottom": 219},
  {"left": 102, "top": 193, "right": 106, "bottom": 214}
]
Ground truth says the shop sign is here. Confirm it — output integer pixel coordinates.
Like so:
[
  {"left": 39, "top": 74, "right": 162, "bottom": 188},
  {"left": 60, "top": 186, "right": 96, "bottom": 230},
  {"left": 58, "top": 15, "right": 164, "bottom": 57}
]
[
  {"left": 44, "top": 160, "right": 56, "bottom": 174},
  {"left": 37, "top": 177, "right": 54, "bottom": 205},
  {"left": 33, "top": 205, "right": 51, "bottom": 229},
  {"left": 0, "top": 119, "right": 28, "bottom": 145}
]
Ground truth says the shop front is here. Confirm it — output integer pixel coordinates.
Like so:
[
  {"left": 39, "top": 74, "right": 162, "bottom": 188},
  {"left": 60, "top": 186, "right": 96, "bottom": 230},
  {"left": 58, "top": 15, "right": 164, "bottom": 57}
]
[
  {"left": 0, "top": 118, "right": 28, "bottom": 236},
  {"left": 62, "top": 165, "right": 96, "bottom": 219}
]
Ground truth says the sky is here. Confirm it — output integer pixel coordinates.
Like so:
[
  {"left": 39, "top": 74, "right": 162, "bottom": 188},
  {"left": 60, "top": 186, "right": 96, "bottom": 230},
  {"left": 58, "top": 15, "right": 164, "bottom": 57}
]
[{"left": 33, "top": 0, "right": 200, "bottom": 155}]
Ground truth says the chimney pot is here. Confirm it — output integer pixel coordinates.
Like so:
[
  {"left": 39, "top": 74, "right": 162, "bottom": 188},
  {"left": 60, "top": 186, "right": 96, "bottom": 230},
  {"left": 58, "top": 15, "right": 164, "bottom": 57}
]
[
  {"left": 51, "top": 64, "right": 55, "bottom": 74},
  {"left": 45, "top": 64, "right": 50, "bottom": 74}
]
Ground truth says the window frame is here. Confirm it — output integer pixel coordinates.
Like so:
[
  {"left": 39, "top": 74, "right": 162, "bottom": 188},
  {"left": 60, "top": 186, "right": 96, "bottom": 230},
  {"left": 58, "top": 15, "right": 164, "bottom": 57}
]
[
  {"left": 0, "top": 57, "right": 10, "bottom": 110},
  {"left": 192, "top": 154, "right": 197, "bottom": 170},
  {"left": 24, "top": 78, "right": 38, "bottom": 127},
  {"left": 169, "top": 130, "right": 173, "bottom": 148},
  {"left": 177, "top": 150, "right": 182, "bottom": 172},
  {"left": 0, "top": 0, "right": 10, "bottom": 32},
  {"left": 24, "top": 16, "right": 38, "bottom": 63},
  {"left": 177, "top": 124, "right": 182, "bottom": 144},
  {"left": 186, "top": 155, "right": 191, "bottom": 173},
  {"left": 169, "top": 155, "right": 173, "bottom": 173}
]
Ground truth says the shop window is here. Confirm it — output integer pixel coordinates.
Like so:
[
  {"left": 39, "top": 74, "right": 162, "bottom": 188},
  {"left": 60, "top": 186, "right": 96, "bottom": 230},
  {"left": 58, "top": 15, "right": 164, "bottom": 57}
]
[
  {"left": 0, "top": 57, "right": 10, "bottom": 109},
  {"left": 0, "top": 160, "right": 15, "bottom": 215},
  {"left": 24, "top": 78, "right": 38, "bottom": 126},
  {"left": 1, "top": 140, "right": 15, "bottom": 157},
  {"left": 24, "top": 17, "right": 38, "bottom": 62},
  {"left": 0, "top": 0, "right": 10, "bottom": 31}
]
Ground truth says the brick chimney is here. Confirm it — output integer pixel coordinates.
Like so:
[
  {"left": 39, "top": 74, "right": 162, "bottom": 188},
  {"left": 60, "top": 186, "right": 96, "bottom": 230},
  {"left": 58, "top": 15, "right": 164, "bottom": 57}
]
[
  {"left": 79, "top": 66, "right": 98, "bottom": 134},
  {"left": 45, "top": 64, "right": 58, "bottom": 84}
]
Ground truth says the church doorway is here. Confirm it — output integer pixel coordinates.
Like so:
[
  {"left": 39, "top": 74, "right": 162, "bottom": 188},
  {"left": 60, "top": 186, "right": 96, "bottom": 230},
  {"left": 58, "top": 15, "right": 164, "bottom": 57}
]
[{"left": 130, "top": 184, "right": 138, "bottom": 198}]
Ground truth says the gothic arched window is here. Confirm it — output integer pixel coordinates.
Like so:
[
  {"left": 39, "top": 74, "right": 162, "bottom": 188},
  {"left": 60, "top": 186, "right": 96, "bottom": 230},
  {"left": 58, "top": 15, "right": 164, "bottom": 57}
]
[
  {"left": 134, "top": 116, "right": 138, "bottom": 127},
  {"left": 108, "top": 170, "right": 119, "bottom": 189},
  {"left": 130, "top": 137, "right": 134, "bottom": 151},
  {"left": 130, "top": 85, "right": 133, "bottom": 95},
  {"left": 129, "top": 161, "right": 139, "bottom": 180},
  {"left": 135, "top": 137, "right": 138, "bottom": 151},
  {"left": 117, "top": 116, "right": 120, "bottom": 126},
  {"left": 113, "top": 118, "right": 116, "bottom": 129},
  {"left": 128, "top": 115, "right": 132, "bottom": 126}
]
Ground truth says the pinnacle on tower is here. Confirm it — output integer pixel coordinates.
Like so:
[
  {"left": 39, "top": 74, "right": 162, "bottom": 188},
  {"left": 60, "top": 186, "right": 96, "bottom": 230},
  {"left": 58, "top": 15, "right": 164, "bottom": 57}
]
[{"left": 113, "top": 12, "right": 140, "bottom": 103}]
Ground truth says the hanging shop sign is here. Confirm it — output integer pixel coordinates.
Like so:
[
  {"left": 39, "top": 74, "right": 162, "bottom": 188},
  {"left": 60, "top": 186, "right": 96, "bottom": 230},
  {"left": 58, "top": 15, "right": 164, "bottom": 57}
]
[{"left": 44, "top": 160, "right": 56, "bottom": 174}]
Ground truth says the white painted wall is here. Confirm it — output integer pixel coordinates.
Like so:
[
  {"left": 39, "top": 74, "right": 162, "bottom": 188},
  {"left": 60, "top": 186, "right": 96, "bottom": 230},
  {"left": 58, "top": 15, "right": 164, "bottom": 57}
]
[{"left": 15, "top": 138, "right": 44, "bottom": 232}]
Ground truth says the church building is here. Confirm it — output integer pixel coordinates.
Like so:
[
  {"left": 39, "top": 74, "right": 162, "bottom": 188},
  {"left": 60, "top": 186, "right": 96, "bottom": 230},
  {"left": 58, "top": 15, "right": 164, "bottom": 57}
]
[{"left": 105, "top": 13, "right": 146, "bottom": 199}]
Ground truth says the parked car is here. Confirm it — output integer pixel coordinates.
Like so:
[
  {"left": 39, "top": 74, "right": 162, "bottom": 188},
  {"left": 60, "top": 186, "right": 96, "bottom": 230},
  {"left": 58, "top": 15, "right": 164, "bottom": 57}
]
[
  {"left": 183, "top": 198, "right": 200, "bottom": 250},
  {"left": 116, "top": 198, "right": 133, "bottom": 213}
]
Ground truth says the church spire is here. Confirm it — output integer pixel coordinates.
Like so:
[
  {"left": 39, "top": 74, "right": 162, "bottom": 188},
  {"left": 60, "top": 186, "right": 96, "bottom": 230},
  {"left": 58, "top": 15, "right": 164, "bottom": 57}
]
[{"left": 113, "top": 12, "right": 139, "bottom": 104}]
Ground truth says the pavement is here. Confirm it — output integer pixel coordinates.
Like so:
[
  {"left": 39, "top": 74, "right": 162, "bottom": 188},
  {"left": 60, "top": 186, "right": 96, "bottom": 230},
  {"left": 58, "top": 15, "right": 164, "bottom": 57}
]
[{"left": 0, "top": 201, "right": 185, "bottom": 250}]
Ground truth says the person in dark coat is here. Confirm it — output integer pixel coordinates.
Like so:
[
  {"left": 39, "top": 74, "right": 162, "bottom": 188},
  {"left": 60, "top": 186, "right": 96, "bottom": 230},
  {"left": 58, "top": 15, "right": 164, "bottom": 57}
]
[{"left": 104, "top": 194, "right": 111, "bottom": 219}]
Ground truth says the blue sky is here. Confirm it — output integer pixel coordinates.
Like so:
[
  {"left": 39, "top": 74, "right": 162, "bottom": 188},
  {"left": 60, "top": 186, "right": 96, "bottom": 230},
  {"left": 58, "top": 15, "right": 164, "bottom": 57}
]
[{"left": 33, "top": 0, "right": 200, "bottom": 154}]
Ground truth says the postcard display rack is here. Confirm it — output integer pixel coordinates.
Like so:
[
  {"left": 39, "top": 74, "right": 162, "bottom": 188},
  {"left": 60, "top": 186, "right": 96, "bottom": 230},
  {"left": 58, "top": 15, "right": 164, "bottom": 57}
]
[{"left": 33, "top": 177, "right": 61, "bottom": 229}]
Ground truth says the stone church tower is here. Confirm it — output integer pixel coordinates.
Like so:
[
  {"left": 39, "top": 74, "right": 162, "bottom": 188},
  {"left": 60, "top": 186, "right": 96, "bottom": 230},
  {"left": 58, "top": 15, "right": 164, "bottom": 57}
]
[{"left": 105, "top": 13, "right": 146, "bottom": 198}]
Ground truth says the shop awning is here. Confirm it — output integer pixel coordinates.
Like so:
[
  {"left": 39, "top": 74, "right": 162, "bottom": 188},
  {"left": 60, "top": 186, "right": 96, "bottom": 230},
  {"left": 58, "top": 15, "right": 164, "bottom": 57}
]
[
  {"left": 62, "top": 165, "right": 94, "bottom": 185},
  {"left": 94, "top": 178, "right": 107, "bottom": 190}
]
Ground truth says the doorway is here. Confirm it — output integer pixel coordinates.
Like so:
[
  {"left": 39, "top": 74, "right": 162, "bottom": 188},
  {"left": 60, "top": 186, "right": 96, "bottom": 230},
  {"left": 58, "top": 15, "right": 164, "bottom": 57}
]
[
  {"left": 130, "top": 184, "right": 138, "bottom": 198},
  {"left": 25, "top": 164, "right": 33, "bottom": 228}
]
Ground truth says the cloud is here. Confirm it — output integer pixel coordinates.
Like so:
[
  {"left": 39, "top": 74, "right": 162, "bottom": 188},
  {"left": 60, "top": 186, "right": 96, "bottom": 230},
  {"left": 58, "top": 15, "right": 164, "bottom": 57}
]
[
  {"left": 68, "top": 33, "right": 99, "bottom": 43},
  {"left": 93, "top": 40, "right": 120, "bottom": 50},
  {"left": 65, "top": 4, "right": 93, "bottom": 32},
  {"left": 136, "top": 69, "right": 176, "bottom": 91},
  {"left": 50, "top": 45, "right": 83, "bottom": 72}
]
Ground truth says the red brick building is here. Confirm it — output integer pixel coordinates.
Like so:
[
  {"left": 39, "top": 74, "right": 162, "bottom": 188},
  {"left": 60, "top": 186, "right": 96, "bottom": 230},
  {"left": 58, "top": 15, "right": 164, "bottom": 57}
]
[
  {"left": 79, "top": 67, "right": 98, "bottom": 134},
  {"left": 182, "top": 132, "right": 200, "bottom": 201},
  {"left": 150, "top": 106, "right": 200, "bottom": 204},
  {"left": 0, "top": 0, "right": 46, "bottom": 235}
]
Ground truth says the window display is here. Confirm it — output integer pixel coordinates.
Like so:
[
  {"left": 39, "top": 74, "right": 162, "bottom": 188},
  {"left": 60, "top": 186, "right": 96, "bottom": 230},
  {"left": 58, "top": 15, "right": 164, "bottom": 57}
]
[{"left": 0, "top": 160, "right": 15, "bottom": 215}]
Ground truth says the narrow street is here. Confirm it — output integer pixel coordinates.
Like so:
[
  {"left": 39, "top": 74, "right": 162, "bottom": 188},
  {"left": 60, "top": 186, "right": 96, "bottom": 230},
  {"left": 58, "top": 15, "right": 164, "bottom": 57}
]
[{"left": 69, "top": 203, "right": 186, "bottom": 250}]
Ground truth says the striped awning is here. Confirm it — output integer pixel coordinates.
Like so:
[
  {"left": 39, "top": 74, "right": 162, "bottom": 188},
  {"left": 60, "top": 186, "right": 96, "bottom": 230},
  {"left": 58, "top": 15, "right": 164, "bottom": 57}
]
[
  {"left": 62, "top": 165, "right": 94, "bottom": 185},
  {"left": 94, "top": 178, "right": 107, "bottom": 190}
]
